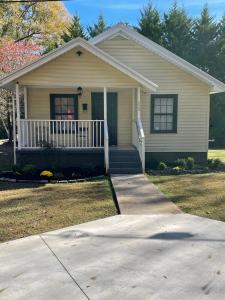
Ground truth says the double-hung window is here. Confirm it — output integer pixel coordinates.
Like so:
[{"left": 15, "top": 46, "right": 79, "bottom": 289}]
[
  {"left": 151, "top": 94, "right": 178, "bottom": 133},
  {"left": 50, "top": 94, "right": 78, "bottom": 120}
]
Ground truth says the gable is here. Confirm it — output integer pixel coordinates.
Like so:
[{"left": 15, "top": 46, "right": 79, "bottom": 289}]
[
  {"left": 18, "top": 46, "right": 138, "bottom": 88},
  {"left": 91, "top": 25, "right": 225, "bottom": 93},
  {"left": 97, "top": 37, "right": 210, "bottom": 94}
]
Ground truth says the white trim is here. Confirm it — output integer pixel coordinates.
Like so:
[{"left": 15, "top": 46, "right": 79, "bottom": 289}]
[
  {"left": 137, "top": 87, "right": 141, "bottom": 120},
  {"left": 0, "top": 37, "right": 158, "bottom": 92},
  {"left": 91, "top": 24, "right": 225, "bottom": 93},
  {"left": 23, "top": 86, "right": 28, "bottom": 119},
  {"left": 12, "top": 96, "right": 16, "bottom": 164},
  {"left": 16, "top": 83, "right": 21, "bottom": 150}
]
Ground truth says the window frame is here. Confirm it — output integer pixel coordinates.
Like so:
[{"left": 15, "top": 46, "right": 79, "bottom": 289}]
[
  {"left": 151, "top": 94, "right": 178, "bottom": 134},
  {"left": 50, "top": 94, "right": 78, "bottom": 121}
]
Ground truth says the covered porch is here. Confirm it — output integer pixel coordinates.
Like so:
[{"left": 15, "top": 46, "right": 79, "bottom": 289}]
[{"left": 14, "top": 84, "right": 145, "bottom": 173}]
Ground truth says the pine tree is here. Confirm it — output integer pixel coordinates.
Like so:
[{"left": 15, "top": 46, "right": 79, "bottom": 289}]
[
  {"left": 87, "top": 15, "right": 107, "bottom": 38},
  {"left": 191, "top": 5, "right": 218, "bottom": 72},
  {"left": 137, "top": 2, "right": 162, "bottom": 44},
  {"left": 62, "top": 15, "right": 86, "bottom": 43},
  {"left": 162, "top": 2, "right": 193, "bottom": 60}
]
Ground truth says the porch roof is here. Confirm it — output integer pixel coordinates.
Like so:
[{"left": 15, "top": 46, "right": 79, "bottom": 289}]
[{"left": 0, "top": 38, "right": 158, "bottom": 92}]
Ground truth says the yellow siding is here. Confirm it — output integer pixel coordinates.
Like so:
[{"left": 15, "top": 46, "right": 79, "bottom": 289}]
[
  {"left": 98, "top": 37, "right": 210, "bottom": 152},
  {"left": 27, "top": 87, "right": 132, "bottom": 146},
  {"left": 19, "top": 47, "right": 137, "bottom": 88}
]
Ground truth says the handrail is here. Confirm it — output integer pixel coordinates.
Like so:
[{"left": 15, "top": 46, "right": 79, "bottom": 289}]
[
  {"left": 135, "top": 118, "right": 145, "bottom": 172},
  {"left": 104, "top": 120, "right": 109, "bottom": 174}
]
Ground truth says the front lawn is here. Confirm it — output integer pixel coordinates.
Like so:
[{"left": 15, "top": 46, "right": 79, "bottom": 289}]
[
  {"left": 0, "top": 178, "right": 117, "bottom": 242},
  {"left": 149, "top": 173, "right": 225, "bottom": 222},
  {"left": 208, "top": 149, "right": 225, "bottom": 163}
]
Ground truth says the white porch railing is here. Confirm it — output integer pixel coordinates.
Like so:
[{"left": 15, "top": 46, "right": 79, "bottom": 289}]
[
  {"left": 132, "top": 118, "right": 145, "bottom": 172},
  {"left": 19, "top": 119, "right": 104, "bottom": 149}
]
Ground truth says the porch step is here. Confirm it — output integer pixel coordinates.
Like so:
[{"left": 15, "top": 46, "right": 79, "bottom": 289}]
[
  {"left": 109, "top": 168, "right": 142, "bottom": 175},
  {"left": 109, "top": 147, "right": 142, "bottom": 175}
]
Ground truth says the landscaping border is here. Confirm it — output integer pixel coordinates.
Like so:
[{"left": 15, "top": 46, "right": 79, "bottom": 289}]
[{"left": 0, "top": 175, "right": 105, "bottom": 184}]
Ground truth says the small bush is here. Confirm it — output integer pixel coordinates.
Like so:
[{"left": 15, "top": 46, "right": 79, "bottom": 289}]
[
  {"left": 40, "top": 170, "right": 53, "bottom": 178},
  {"left": 21, "top": 164, "right": 36, "bottom": 177},
  {"left": 172, "top": 166, "right": 182, "bottom": 174},
  {"left": 54, "top": 172, "right": 64, "bottom": 180},
  {"left": 81, "top": 163, "right": 96, "bottom": 177},
  {"left": 176, "top": 158, "right": 187, "bottom": 168},
  {"left": 12, "top": 164, "right": 20, "bottom": 173},
  {"left": 186, "top": 157, "right": 195, "bottom": 170},
  {"left": 158, "top": 162, "right": 167, "bottom": 170},
  {"left": 208, "top": 158, "right": 223, "bottom": 170},
  {"left": 213, "top": 158, "right": 223, "bottom": 169}
]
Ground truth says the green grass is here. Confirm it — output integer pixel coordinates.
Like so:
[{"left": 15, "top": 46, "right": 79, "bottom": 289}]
[
  {"left": 149, "top": 173, "right": 225, "bottom": 222},
  {"left": 0, "top": 178, "right": 117, "bottom": 243},
  {"left": 208, "top": 149, "right": 225, "bottom": 163}
]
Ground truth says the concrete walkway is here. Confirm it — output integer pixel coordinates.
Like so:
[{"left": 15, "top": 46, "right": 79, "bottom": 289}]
[
  {"left": 1, "top": 214, "right": 225, "bottom": 300},
  {"left": 111, "top": 174, "right": 181, "bottom": 214}
]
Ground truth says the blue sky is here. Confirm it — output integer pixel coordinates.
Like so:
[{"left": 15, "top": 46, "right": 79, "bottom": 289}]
[{"left": 63, "top": 0, "right": 225, "bottom": 26}]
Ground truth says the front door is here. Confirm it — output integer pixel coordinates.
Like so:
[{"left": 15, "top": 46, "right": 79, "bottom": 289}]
[{"left": 92, "top": 92, "right": 117, "bottom": 146}]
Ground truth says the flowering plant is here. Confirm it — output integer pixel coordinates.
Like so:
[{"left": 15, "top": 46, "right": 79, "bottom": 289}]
[{"left": 40, "top": 170, "right": 53, "bottom": 178}]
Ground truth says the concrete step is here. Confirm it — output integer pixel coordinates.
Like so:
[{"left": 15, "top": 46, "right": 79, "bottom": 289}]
[
  {"left": 109, "top": 167, "right": 142, "bottom": 175},
  {"left": 109, "top": 161, "right": 142, "bottom": 168}
]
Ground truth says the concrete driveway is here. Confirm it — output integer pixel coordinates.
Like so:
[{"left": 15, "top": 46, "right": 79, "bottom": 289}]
[{"left": 1, "top": 214, "right": 225, "bottom": 300}]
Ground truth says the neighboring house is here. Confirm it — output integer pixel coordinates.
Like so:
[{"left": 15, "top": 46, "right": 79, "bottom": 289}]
[{"left": 1, "top": 24, "right": 225, "bottom": 174}]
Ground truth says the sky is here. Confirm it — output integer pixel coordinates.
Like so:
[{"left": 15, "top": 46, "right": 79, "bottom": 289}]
[{"left": 63, "top": 0, "right": 225, "bottom": 26}]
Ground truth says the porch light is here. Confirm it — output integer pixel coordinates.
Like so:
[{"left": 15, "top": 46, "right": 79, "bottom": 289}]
[{"left": 77, "top": 86, "right": 83, "bottom": 96}]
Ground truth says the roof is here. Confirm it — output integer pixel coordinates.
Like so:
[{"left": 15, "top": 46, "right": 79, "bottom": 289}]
[
  {"left": 0, "top": 37, "right": 158, "bottom": 91},
  {"left": 91, "top": 24, "right": 225, "bottom": 94}
]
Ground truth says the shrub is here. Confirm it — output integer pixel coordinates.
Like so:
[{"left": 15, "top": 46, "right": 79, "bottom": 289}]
[
  {"left": 40, "top": 170, "right": 53, "bottom": 178},
  {"left": 53, "top": 172, "right": 64, "bottom": 180},
  {"left": 12, "top": 164, "right": 20, "bottom": 173},
  {"left": 208, "top": 158, "right": 223, "bottom": 170},
  {"left": 158, "top": 162, "right": 167, "bottom": 170},
  {"left": 176, "top": 158, "right": 186, "bottom": 168},
  {"left": 81, "top": 163, "right": 96, "bottom": 177},
  {"left": 21, "top": 164, "right": 36, "bottom": 177},
  {"left": 213, "top": 158, "right": 223, "bottom": 169},
  {"left": 186, "top": 157, "right": 195, "bottom": 170},
  {"left": 172, "top": 166, "right": 182, "bottom": 174}
]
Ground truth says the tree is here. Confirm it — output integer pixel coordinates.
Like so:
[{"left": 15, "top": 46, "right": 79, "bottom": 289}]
[
  {"left": 87, "top": 14, "right": 107, "bottom": 38},
  {"left": 162, "top": 2, "right": 193, "bottom": 60},
  {"left": 0, "top": 2, "right": 70, "bottom": 49},
  {"left": 138, "top": 2, "right": 163, "bottom": 44},
  {"left": 191, "top": 5, "right": 218, "bottom": 73},
  {"left": 0, "top": 40, "right": 40, "bottom": 141},
  {"left": 62, "top": 15, "right": 86, "bottom": 43}
]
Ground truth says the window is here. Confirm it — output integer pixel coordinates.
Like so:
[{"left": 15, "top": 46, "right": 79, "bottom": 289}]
[
  {"left": 50, "top": 94, "right": 78, "bottom": 120},
  {"left": 151, "top": 94, "right": 178, "bottom": 133}
]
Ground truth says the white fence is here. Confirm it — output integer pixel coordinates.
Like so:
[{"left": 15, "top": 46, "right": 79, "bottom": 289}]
[{"left": 19, "top": 120, "right": 104, "bottom": 149}]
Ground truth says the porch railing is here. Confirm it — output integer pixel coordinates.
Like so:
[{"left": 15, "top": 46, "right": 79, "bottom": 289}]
[
  {"left": 132, "top": 118, "right": 145, "bottom": 172},
  {"left": 19, "top": 119, "right": 104, "bottom": 149}
]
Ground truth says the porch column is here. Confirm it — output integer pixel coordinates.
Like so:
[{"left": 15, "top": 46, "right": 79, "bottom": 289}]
[
  {"left": 103, "top": 87, "right": 109, "bottom": 173},
  {"left": 12, "top": 96, "right": 16, "bottom": 164},
  {"left": 23, "top": 86, "right": 28, "bottom": 119},
  {"left": 137, "top": 87, "right": 141, "bottom": 120},
  {"left": 104, "top": 87, "right": 107, "bottom": 121},
  {"left": 16, "top": 82, "right": 21, "bottom": 150},
  {"left": 132, "top": 88, "right": 136, "bottom": 121}
]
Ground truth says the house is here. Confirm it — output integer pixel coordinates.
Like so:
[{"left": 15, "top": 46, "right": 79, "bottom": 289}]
[{"left": 1, "top": 24, "right": 225, "bottom": 174}]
